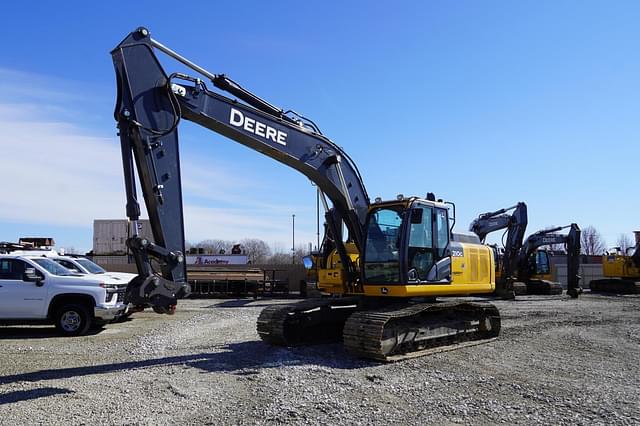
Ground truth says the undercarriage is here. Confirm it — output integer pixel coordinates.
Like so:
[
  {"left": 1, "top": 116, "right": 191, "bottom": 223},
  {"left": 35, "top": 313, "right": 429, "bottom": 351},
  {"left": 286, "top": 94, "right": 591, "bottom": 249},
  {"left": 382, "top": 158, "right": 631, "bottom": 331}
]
[
  {"left": 523, "top": 279, "right": 563, "bottom": 295},
  {"left": 590, "top": 279, "right": 640, "bottom": 294},
  {"left": 257, "top": 297, "right": 501, "bottom": 361}
]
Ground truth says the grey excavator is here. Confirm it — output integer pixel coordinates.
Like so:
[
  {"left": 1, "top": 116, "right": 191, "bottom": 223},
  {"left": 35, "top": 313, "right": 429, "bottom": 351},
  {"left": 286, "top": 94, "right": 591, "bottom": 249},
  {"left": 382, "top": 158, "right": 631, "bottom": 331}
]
[
  {"left": 469, "top": 202, "right": 528, "bottom": 298},
  {"left": 516, "top": 224, "right": 582, "bottom": 298}
]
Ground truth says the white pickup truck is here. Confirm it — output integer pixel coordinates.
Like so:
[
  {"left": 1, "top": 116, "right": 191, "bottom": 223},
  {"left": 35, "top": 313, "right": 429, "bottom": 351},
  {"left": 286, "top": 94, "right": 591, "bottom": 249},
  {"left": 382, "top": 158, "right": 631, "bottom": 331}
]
[
  {"left": 0, "top": 254, "right": 128, "bottom": 336},
  {"left": 49, "top": 254, "right": 136, "bottom": 286}
]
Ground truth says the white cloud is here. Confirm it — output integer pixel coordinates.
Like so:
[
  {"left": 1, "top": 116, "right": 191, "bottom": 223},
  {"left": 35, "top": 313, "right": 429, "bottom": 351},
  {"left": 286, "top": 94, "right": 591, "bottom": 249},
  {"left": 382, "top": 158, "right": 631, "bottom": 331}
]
[
  {"left": 0, "top": 104, "right": 125, "bottom": 226},
  {"left": 0, "top": 69, "right": 316, "bottom": 249}
]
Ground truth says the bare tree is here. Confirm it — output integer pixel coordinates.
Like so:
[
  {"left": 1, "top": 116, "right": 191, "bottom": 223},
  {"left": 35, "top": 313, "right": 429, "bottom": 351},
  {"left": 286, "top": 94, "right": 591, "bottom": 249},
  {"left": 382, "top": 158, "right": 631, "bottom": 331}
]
[
  {"left": 264, "top": 252, "right": 291, "bottom": 265},
  {"left": 240, "top": 238, "right": 271, "bottom": 264},
  {"left": 261, "top": 242, "right": 309, "bottom": 265},
  {"left": 293, "top": 245, "right": 311, "bottom": 264},
  {"left": 616, "top": 233, "right": 634, "bottom": 254},
  {"left": 196, "top": 239, "right": 232, "bottom": 254},
  {"left": 581, "top": 226, "right": 606, "bottom": 255}
]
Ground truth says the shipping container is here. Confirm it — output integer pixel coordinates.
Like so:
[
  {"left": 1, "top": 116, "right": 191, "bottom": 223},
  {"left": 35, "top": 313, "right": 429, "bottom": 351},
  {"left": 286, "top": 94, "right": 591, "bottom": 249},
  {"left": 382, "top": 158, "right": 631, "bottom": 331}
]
[{"left": 93, "top": 219, "right": 153, "bottom": 255}]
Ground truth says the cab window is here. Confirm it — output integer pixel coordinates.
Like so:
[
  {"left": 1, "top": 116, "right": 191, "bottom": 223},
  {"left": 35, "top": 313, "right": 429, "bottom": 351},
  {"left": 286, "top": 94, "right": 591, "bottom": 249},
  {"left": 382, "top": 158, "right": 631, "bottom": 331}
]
[
  {"left": 407, "top": 205, "right": 434, "bottom": 279},
  {"left": 364, "top": 207, "right": 403, "bottom": 283},
  {"left": 407, "top": 204, "right": 449, "bottom": 281},
  {"left": 434, "top": 208, "right": 449, "bottom": 257},
  {"left": 0, "top": 259, "right": 27, "bottom": 280},
  {"left": 535, "top": 251, "right": 550, "bottom": 274},
  {"left": 55, "top": 259, "right": 83, "bottom": 273}
]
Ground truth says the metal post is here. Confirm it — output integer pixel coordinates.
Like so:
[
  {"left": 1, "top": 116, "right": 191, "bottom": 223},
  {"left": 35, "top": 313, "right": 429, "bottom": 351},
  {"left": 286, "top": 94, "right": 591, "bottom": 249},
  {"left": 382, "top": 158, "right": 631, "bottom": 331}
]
[
  {"left": 316, "top": 188, "right": 320, "bottom": 251},
  {"left": 292, "top": 214, "right": 296, "bottom": 264}
]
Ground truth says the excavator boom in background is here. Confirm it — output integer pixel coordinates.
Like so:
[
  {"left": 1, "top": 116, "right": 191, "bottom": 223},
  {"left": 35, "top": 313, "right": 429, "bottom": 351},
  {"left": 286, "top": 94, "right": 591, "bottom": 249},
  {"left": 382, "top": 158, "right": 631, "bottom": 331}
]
[
  {"left": 469, "top": 202, "right": 528, "bottom": 298},
  {"left": 516, "top": 224, "right": 582, "bottom": 298},
  {"left": 112, "top": 27, "right": 502, "bottom": 360},
  {"left": 470, "top": 205, "right": 582, "bottom": 298}
]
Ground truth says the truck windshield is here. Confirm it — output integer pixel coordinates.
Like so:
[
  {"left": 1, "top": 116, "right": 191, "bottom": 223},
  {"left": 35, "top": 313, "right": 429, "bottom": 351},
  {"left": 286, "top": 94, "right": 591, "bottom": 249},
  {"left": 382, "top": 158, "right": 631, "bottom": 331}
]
[
  {"left": 31, "top": 258, "right": 76, "bottom": 276},
  {"left": 76, "top": 258, "right": 106, "bottom": 274},
  {"left": 363, "top": 206, "right": 403, "bottom": 284}
]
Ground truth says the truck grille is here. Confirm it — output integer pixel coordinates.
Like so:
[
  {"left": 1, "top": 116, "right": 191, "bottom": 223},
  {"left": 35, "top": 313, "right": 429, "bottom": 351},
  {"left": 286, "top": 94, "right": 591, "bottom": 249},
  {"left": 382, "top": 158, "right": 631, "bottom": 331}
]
[{"left": 107, "top": 288, "right": 127, "bottom": 303}]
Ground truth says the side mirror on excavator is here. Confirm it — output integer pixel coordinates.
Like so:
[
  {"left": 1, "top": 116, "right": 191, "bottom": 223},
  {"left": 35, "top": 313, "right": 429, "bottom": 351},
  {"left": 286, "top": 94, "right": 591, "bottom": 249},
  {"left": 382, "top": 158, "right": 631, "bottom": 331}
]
[{"left": 302, "top": 256, "right": 315, "bottom": 270}]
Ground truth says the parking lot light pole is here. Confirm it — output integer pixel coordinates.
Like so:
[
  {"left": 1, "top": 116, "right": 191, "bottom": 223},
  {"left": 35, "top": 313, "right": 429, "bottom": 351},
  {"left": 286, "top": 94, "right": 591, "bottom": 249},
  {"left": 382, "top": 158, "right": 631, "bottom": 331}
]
[{"left": 292, "top": 214, "right": 295, "bottom": 264}]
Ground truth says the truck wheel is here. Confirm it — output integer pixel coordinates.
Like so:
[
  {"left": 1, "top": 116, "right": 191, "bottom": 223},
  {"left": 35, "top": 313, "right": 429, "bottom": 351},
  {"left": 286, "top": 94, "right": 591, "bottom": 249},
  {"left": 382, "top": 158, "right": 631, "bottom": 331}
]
[{"left": 54, "top": 304, "right": 92, "bottom": 336}]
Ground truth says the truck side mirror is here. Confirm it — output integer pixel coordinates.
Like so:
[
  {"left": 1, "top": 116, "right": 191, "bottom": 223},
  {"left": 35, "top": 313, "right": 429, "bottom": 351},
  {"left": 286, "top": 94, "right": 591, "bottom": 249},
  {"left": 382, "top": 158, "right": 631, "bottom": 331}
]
[{"left": 23, "top": 268, "right": 44, "bottom": 286}]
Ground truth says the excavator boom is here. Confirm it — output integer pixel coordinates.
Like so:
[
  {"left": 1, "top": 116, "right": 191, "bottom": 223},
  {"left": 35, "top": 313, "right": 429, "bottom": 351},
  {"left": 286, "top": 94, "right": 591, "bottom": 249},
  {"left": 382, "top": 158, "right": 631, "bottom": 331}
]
[
  {"left": 517, "top": 224, "right": 582, "bottom": 297},
  {"left": 112, "top": 28, "right": 368, "bottom": 311},
  {"left": 469, "top": 202, "right": 527, "bottom": 297}
]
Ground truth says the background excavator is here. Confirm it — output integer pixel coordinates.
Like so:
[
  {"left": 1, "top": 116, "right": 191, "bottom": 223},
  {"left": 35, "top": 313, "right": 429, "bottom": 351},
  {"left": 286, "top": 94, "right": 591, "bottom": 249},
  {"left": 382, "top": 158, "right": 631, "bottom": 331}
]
[
  {"left": 111, "top": 27, "right": 501, "bottom": 361},
  {"left": 590, "top": 231, "right": 640, "bottom": 294},
  {"left": 515, "top": 224, "right": 582, "bottom": 297},
  {"left": 469, "top": 202, "right": 528, "bottom": 298}
]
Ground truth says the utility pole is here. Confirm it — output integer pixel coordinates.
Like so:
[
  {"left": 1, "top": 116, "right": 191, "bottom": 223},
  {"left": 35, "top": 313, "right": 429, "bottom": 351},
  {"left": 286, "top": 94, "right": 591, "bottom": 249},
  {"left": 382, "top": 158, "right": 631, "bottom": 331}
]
[{"left": 291, "top": 214, "right": 295, "bottom": 264}]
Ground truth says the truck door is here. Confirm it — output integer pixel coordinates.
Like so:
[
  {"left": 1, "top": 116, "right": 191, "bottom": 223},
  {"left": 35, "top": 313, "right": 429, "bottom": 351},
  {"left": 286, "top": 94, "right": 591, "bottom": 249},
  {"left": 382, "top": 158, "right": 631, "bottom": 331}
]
[{"left": 0, "top": 259, "right": 47, "bottom": 319}]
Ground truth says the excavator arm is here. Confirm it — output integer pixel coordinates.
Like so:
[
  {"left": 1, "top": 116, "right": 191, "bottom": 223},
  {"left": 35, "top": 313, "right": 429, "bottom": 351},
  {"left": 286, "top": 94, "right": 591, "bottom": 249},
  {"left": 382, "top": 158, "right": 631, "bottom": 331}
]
[
  {"left": 469, "top": 202, "right": 527, "bottom": 295},
  {"left": 517, "top": 224, "right": 582, "bottom": 298},
  {"left": 112, "top": 27, "right": 369, "bottom": 312}
]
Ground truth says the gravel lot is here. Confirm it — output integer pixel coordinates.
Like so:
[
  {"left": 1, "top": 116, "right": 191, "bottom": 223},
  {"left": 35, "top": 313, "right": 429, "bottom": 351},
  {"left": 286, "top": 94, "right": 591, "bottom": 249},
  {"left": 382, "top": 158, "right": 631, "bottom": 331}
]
[{"left": 0, "top": 293, "right": 638, "bottom": 425}]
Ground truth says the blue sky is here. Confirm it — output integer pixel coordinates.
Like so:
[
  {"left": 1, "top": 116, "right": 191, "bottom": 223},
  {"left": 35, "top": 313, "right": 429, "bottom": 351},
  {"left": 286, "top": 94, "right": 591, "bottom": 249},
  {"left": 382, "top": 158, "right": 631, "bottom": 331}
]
[{"left": 0, "top": 1, "right": 638, "bottom": 253}]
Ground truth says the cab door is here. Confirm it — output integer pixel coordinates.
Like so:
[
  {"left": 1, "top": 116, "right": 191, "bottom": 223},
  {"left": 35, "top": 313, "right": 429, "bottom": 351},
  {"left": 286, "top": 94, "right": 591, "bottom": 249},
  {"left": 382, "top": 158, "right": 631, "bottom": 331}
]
[
  {"left": 0, "top": 259, "right": 47, "bottom": 319},
  {"left": 406, "top": 204, "right": 450, "bottom": 282},
  {"left": 530, "top": 250, "right": 551, "bottom": 279}
]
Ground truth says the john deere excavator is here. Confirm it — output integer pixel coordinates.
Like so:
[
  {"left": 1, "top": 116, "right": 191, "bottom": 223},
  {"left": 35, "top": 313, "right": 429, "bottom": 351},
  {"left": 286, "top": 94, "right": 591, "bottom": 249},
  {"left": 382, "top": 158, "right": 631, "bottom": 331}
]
[
  {"left": 112, "top": 27, "right": 500, "bottom": 361},
  {"left": 515, "top": 224, "right": 582, "bottom": 297},
  {"left": 469, "top": 202, "right": 528, "bottom": 298},
  {"left": 590, "top": 231, "right": 640, "bottom": 294}
]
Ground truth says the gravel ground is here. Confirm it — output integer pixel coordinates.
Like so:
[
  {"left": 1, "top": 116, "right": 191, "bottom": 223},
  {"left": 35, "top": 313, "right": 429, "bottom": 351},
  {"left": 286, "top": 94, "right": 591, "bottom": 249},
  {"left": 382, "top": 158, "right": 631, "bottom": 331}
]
[{"left": 0, "top": 293, "right": 638, "bottom": 425}]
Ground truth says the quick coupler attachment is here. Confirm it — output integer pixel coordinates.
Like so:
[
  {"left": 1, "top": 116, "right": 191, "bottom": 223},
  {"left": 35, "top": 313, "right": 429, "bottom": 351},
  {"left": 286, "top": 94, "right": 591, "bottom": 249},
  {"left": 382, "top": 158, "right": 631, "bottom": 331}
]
[{"left": 125, "top": 274, "right": 191, "bottom": 314}]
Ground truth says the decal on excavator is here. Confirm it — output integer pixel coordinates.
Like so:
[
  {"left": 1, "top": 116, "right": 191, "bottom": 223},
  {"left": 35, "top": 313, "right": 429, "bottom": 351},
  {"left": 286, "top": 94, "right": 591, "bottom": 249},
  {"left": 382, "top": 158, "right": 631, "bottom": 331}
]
[{"left": 229, "top": 108, "right": 287, "bottom": 146}]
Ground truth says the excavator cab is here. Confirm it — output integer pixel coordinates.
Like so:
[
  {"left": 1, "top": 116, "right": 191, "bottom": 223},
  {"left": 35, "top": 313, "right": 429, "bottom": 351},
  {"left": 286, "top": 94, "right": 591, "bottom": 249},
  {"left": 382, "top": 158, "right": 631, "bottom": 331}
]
[{"left": 362, "top": 199, "right": 451, "bottom": 285}]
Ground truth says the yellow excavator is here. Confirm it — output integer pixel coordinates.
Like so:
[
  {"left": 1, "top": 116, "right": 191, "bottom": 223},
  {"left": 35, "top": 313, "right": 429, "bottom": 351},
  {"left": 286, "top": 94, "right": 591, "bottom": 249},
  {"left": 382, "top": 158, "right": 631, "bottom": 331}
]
[
  {"left": 112, "top": 27, "right": 500, "bottom": 361},
  {"left": 590, "top": 231, "right": 640, "bottom": 294}
]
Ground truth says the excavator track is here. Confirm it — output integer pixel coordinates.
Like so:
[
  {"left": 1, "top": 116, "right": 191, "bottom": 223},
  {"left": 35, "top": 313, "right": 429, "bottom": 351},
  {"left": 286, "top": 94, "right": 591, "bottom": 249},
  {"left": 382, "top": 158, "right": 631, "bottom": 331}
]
[
  {"left": 343, "top": 301, "right": 500, "bottom": 362},
  {"left": 257, "top": 298, "right": 360, "bottom": 346},
  {"left": 590, "top": 279, "right": 640, "bottom": 294},
  {"left": 525, "top": 279, "right": 563, "bottom": 295}
]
